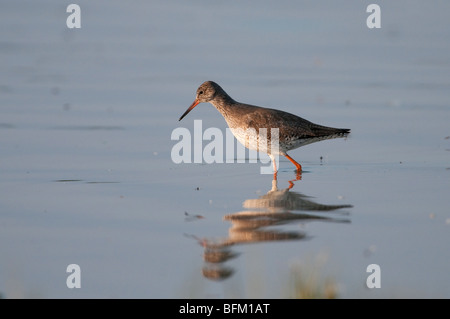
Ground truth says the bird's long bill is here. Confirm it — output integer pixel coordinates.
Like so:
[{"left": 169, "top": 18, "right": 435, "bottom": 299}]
[{"left": 179, "top": 99, "right": 200, "bottom": 121}]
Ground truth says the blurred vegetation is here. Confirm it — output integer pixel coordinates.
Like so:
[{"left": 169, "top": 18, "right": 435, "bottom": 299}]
[{"left": 288, "top": 258, "right": 338, "bottom": 299}]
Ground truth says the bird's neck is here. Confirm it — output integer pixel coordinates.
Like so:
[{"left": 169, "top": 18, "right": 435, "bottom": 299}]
[{"left": 210, "top": 92, "right": 237, "bottom": 116}]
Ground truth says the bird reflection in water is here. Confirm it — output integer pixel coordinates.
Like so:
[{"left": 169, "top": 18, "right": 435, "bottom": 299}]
[{"left": 190, "top": 172, "right": 352, "bottom": 281}]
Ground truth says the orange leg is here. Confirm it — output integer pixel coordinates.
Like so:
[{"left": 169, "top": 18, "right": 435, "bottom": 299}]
[
  {"left": 284, "top": 154, "right": 302, "bottom": 172},
  {"left": 269, "top": 154, "right": 278, "bottom": 173}
]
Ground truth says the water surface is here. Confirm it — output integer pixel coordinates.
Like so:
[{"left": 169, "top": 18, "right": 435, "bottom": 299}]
[{"left": 1, "top": 1, "right": 450, "bottom": 298}]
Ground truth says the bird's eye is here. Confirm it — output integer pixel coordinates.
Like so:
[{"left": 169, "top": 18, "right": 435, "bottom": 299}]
[{"left": 199, "top": 90, "right": 203, "bottom": 95}]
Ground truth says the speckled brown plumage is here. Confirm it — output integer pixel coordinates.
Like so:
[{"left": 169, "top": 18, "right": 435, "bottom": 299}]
[{"left": 179, "top": 81, "right": 350, "bottom": 172}]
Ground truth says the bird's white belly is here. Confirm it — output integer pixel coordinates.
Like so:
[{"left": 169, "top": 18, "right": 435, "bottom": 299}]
[{"left": 229, "top": 127, "right": 280, "bottom": 155}]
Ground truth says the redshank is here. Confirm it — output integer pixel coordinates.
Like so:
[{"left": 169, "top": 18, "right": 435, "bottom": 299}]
[{"left": 179, "top": 81, "right": 350, "bottom": 172}]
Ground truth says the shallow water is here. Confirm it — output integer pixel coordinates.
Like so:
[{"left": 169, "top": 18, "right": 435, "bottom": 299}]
[{"left": 1, "top": 1, "right": 450, "bottom": 298}]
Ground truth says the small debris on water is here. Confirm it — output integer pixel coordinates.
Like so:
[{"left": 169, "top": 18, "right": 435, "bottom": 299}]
[
  {"left": 363, "top": 244, "right": 377, "bottom": 257},
  {"left": 184, "top": 211, "right": 205, "bottom": 221}
]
